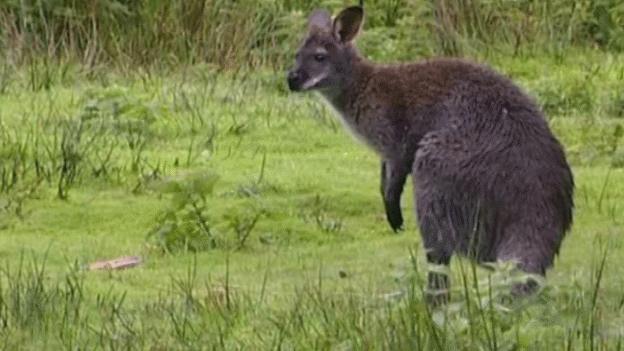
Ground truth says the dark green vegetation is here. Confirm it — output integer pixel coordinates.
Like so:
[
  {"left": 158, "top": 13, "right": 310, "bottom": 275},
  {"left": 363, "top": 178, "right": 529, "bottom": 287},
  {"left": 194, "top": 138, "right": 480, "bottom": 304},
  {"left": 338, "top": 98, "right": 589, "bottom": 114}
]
[
  {"left": 2, "top": 0, "right": 624, "bottom": 68},
  {"left": 1, "top": 1, "right": 624, "bottom": 349}
]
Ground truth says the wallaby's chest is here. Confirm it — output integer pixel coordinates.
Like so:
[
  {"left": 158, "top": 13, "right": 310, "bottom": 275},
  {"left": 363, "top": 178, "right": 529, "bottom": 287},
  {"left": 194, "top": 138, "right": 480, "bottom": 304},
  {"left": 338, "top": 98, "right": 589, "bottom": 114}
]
[
  {"left": 328, "top": 102, "right": 401, "bottom": 158},
  {"left": 335, "top": 109, "right": 372, "bottom": 146}
]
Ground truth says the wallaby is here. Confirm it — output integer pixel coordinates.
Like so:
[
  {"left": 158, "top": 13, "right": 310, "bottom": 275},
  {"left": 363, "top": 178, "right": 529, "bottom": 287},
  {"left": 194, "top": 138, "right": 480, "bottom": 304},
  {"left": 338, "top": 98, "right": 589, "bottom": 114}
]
[{"left": 287, "top": 4, "right": 574, "bottom": 302}]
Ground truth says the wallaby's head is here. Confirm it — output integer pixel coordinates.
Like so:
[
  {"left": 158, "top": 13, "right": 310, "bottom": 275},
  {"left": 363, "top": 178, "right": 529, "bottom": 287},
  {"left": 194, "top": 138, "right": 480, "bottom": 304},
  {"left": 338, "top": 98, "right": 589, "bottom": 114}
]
[{"left": 287, "top": 5, "right": 364, "bottom": 92}]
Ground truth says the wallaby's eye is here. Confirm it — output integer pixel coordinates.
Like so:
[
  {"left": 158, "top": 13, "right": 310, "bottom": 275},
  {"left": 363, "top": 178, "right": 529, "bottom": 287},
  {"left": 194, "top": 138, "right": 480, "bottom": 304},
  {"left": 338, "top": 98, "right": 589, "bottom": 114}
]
[{"left": 314, "top": 54, "right": 327, "bottom": 62}]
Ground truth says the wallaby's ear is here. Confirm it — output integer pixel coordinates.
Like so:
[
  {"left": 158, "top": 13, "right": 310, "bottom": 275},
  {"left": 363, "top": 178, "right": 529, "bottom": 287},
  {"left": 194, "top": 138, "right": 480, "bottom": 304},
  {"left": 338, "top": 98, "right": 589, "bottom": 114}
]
[
  {"left": 332, "top": 6, "right": 364, "bottom": 43},
  {"left": 308, "top": 9, "right": 332, "bottom": 32}
]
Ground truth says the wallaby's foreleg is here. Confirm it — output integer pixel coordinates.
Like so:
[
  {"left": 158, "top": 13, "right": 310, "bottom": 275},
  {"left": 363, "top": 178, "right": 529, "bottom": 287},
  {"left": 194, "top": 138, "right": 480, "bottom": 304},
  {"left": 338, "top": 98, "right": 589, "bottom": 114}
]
[{"left": 380, "top": 160, "right": 409, "bottom": 232}]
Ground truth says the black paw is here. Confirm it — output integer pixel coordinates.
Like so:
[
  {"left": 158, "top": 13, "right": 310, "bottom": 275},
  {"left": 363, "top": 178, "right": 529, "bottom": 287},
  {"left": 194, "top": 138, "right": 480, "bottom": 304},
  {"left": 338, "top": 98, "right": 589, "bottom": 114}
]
[{"left": 386, "top": 210, "right": 404, "bottom": 232}]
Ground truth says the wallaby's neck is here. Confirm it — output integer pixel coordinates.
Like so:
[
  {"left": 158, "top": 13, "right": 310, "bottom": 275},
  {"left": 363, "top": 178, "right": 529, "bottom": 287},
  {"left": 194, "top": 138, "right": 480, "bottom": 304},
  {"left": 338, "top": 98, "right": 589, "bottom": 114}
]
[{"left": 319, "top": 48, "right": 375, "bottom": 114}]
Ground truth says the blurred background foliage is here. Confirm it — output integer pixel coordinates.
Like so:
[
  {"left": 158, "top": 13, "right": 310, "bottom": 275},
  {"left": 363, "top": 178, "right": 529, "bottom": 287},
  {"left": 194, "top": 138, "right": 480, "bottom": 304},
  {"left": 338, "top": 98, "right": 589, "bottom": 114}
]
[{"left": 1, "top": 0, "right": 623, "bottom": 69}]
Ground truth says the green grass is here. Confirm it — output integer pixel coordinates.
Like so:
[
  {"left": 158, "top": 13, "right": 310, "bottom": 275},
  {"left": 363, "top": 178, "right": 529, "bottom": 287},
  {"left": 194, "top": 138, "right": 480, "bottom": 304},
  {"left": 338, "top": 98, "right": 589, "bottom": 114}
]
[
  {"left": 2, "top": 0, "right": 624, "bottom": 69},
  {"left": 1, "top": 50, "right": 624, "bottom": 349}
]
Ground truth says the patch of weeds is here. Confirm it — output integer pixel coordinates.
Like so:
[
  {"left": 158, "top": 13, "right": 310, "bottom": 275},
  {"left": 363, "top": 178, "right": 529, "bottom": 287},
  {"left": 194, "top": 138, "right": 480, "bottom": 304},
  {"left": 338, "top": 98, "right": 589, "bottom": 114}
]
[
  {"left": 28, "top": 58, "right": 55, "bottom": 92},
  {"left": 232, "top": 153, "right": 280, "bottom": 198},
  {"left": 146, "top": 172, "right": 220, "bottom": 253},
  {"left": 0, "top": 127, "right": 31, "bottom": 194},
  {"left": 0, "top": 86, "right": 162, "bottom": 200},
  {"left": 223, "top": 206, "right": 266, "bottom": 250},
  {"left": 81, "top": 87, "right": 158, "bottom": 173},
  {"left": 55, "top": 117, "right": 99, "bottom": 199},
  {"left": 226, "top": 117, "right": 250, "bottom": 137},
  {"left": 0, "top": 62, "right": 13, "bottom": 94},
  {"left": 131, "top": 161, "right": 165, "bottom": 195},
  {"left": 182, "top": 123, "right": 218, "bottom": 168},
  {"left": 0, "top": 179, "right": 42, "bottom": 229},
  {"left": 146, "top": 172, "right": 267, "bottom": 253},
  {"left": 299, "top": 194, "right": 344, "bottom": 234},
  {"left": 608, "top": 89, "right": 624, "bottom": 118},
  {"left": 565, "top": 119, "right": 624, "bottom": 165},
  {"left": 235, "top": 180, "right": 280, "bottom": 198},
  {"left": 610, "top": 149, "right": 624, "bottom": 168},
  {"left": 607, "top": 124, "right": 624, "bottom": 153},
  {"left": 535, "top": 78, "right": 595, "bottom": 117},
  {"left": 34, "top": 110, "right": 121, "bottom": 199}
]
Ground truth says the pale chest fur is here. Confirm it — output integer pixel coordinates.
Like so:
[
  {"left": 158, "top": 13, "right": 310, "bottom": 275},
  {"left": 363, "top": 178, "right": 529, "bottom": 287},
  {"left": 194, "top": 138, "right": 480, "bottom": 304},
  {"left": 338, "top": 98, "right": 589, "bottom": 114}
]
[{"left": 320, "top": 94, "right": 401, "bottom": 158}]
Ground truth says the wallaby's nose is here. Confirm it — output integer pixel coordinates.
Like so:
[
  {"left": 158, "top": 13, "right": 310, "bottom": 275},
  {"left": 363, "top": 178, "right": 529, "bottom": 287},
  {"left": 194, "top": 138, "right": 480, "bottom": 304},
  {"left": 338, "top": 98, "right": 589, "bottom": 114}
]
[{"left": 287, "top": 70, "right": 302, "bottom": 92}]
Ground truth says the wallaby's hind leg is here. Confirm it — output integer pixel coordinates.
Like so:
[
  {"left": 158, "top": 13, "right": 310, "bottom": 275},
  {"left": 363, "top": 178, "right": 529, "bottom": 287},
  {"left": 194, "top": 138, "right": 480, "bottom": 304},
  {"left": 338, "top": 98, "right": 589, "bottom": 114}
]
[
  {"left": 415, "top": 190, "right": 455, "bottom": 306},
  {"left": 414, "top": 131, "right": 483, "bottom": 305},
  {"left": 412, "top": 133, "right": 463, "bottom": 305},
  {"left": 425, "top": 252, "right": 451, "bottom": 306}
]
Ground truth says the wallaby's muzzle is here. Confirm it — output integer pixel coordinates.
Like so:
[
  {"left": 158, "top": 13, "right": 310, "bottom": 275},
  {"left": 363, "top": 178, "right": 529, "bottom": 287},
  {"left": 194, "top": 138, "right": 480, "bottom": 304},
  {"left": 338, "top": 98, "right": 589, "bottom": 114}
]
[{"left": 287, "top": 69, "right": 305, "bottom": 92}]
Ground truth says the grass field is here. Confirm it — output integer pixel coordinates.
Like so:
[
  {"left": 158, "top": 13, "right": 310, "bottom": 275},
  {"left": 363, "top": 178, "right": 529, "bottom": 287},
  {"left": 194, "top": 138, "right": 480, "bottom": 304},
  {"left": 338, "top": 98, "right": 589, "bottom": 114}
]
[{"left": 1, "top": 47, "right": 624, "bottom": 349}]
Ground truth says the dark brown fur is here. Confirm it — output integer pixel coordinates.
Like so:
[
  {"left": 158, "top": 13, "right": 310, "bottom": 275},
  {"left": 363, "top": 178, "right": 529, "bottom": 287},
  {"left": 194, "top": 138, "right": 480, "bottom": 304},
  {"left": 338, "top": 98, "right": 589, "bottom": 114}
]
[{"left": 287, "top": 6, "right": 574, "bottom": 301}]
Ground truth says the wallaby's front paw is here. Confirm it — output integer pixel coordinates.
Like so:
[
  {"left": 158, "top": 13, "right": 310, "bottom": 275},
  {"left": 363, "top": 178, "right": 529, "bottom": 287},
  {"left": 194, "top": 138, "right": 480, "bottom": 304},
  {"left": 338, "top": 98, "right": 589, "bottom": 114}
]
[
  {"left": 386, "top": 211, "right": 404, "bottom": 232},
  {"left": 390, "top": 222, "right": 404, "bottom": 232}
]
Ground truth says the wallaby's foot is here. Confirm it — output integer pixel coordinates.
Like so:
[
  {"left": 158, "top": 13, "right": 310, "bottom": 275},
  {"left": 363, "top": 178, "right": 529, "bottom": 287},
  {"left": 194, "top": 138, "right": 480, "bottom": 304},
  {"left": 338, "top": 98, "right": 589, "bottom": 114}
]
[
  {"left": 496, "top": 277, "right": 541, "bottom": 305},
  {"left": 511, "top": 277, "right": 541, "bottom": 298}
]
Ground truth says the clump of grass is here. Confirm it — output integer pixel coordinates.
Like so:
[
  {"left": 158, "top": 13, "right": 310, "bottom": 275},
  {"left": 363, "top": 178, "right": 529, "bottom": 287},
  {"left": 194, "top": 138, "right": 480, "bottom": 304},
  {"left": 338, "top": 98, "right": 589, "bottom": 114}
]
[
  {"left": 0, "top": 83, "right": 167, "bottom": 204},
  {"left": 146, "top": 172, "right": 220, "bottom": 253},
  {"left": 146, "top": 170, "right": 268, "bottom": 253},
  {"left": 299, "top": 194, "right": 344, "bottom": 234},
  {"left": 606, "top": 75, "right": 624, "bottom": 118},
  {"left": 531, "top": 64, "right": 599, "bottom": 118},
  {"left": 223, "top": 207, "right": 266, "bottom": 250},
  {"left": 0, "top": 178, "right": 41, "bottom": 230},
  {"left": 80, "top": 86, "right": 158, "bottom": 173}
]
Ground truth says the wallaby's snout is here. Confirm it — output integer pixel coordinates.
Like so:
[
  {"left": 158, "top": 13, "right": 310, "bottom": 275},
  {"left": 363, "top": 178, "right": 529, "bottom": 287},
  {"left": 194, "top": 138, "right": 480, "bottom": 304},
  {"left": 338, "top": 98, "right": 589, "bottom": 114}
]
[{"left": 287, "top": 68, "right": 305, "bottom": 92}]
